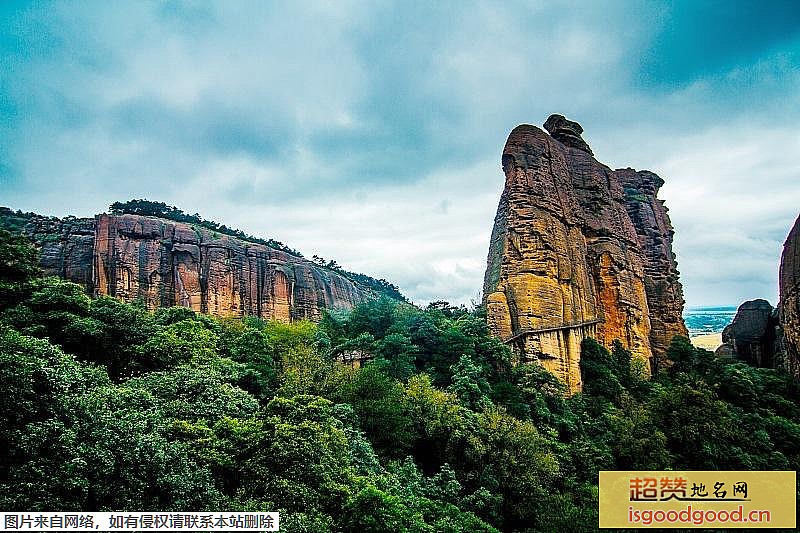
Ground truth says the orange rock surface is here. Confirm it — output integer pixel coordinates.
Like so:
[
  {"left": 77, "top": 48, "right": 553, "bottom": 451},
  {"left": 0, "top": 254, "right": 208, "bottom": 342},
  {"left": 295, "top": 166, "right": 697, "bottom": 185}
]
[
  {"left": 483, "top": 115, "right": 687, "bottom": 390},
  {"left": 10, "top": 211, "right": 371, "bottom": 322}
]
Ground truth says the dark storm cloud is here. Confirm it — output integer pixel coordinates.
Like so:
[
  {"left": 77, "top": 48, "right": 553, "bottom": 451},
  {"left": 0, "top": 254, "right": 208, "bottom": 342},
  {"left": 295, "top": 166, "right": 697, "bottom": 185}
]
[
  {"left": 106, "top": 96, "right": 292, "bottom": 161},
  {"left": 637, "top": 0, "right": 800, "bottom": 88},
  {"left": 1, "top": 0, "right": 798, "bottom": 307}
]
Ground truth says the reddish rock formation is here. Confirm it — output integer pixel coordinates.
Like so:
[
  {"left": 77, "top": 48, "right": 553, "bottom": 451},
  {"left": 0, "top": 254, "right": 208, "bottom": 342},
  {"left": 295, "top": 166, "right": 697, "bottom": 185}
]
[
  {"left": 543, "top": 114, "right": 593, "bottom": 155},
  {"left": 616, "top": 168, "right": 689, "bottom": 365},
  {"left": 483, "top": 115, "right": 687, "bottom": 390},
  {"left": 2, "top": 209, "right": 373, "bottom": 322},
  {"left": 778, "top": 214, "right": 800, "bottom": 377}
]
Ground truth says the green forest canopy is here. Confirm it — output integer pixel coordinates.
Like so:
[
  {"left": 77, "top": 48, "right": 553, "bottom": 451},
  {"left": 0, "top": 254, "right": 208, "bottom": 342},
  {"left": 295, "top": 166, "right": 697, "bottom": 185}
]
[{"left": 1, "top": 230, "right": 799, "bottom": 532}]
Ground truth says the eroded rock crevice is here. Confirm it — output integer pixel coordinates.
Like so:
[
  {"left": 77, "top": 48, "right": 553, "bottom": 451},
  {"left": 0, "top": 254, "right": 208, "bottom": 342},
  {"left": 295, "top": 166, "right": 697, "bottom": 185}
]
[
  {"left": 483, "top": 115, "right": 688, "bottom": 391},
  {"left": 4, "top": 210, "right": 371, "bottom": 322}
]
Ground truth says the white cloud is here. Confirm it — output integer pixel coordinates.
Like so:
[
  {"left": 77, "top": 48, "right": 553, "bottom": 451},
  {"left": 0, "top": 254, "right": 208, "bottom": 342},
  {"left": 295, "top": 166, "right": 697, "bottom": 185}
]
[{"left": 2, "top": 1, "right": 798, "bottom": 310}]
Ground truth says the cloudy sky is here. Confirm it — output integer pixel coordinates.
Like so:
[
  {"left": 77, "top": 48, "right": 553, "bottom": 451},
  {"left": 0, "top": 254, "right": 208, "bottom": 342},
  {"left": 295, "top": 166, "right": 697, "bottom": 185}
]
[{"left": 2, "top": 1, "right": 799, "bottom": 308}]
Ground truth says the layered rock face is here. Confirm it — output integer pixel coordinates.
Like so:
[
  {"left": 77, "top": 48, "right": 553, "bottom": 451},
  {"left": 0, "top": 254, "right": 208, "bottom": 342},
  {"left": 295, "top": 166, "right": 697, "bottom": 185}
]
[
  {"left": 778, "top": 215, "right": 800, "bottom": 377},
  {"left": 4, "top": 210, "right": 371, "bottom": 321},
  {"left": 483, "top": 115, "right": 687, "bottom": 390},
  {"left": 5, "top": 212, "right": 97, "bottom": 289},
  {"left": 616, "top": 168, "right": 689, "bottom": 359}
]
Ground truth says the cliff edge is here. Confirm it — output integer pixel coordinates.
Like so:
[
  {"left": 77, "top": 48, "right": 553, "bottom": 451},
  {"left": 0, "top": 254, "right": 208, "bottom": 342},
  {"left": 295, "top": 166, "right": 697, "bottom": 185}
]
[
  {"left": 1, "top": 208, "right": 380, "bottom": 322},
  {"left": 779, "top": 214, "right": 800, "bottom": 377},
  {"left": 483, "top": 115, "right": 687, "bottom": 390}
]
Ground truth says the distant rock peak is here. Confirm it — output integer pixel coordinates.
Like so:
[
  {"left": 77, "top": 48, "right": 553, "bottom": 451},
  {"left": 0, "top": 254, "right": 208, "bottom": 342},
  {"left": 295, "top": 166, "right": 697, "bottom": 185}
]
[
  {"left": 543, "top": 114, "right": 593, "bottom": 155},
  {"left": 716, "top": 299, "right": 778, "bottom": 367}
]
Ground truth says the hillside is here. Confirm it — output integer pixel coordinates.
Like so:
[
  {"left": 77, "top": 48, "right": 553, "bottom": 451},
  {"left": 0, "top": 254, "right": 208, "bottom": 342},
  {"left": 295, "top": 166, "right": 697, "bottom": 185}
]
[
  {"left": 1, "top": 229, "right": 799, "bottom": 531},
  {"left": 0, "top": 202, "right": 405, "bottom": 322}
]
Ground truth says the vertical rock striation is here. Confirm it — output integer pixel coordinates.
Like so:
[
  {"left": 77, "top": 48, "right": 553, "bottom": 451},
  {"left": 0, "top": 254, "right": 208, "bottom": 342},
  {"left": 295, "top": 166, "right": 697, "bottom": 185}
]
[
  {"left": 778, "top": 214, "right": 800, "bottom": 377},
  {"left": 2, "top": 209, "right": 374, "bottom": 321},
  {"left": 616, "top": 168, "right": 689, "bottom": 365},
  {"left": 483, "top": 115, "right": 687, "bottom": 391}
]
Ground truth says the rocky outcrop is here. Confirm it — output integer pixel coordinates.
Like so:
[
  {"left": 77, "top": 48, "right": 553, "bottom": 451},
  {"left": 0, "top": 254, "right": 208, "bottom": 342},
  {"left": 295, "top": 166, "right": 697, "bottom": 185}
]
[
  {"left": 715, "top": 299, "right": 778, "bottom": 367},
  {"left": 616, "top": 168, "right": 689, "bottom": 362},
  {"left": 483, "top": 115, "right": 687, "bottom": 391},
  {"left": 543, "top": 114, "right": 593, "bottom": 155},
  {"left": 3, "top": 212, "right": 97, "bottom": 289},
  {"left": 2, "top": 209, "right": 373, "bottom": 322},
  {"left": 778, "top": 215, "right": 800, "bottom": 377},
  {"left": 716, "top": 216, "right": 800, "bottom": 377}
]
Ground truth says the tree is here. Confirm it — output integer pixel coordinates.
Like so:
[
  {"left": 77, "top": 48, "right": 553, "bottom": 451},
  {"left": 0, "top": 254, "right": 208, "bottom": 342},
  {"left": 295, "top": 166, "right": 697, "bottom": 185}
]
[
  {"left": 471, "top": 408, "right": 560, "bottom": 530},
  {"left": 0, "top": 327, "right": 220, "bottom": 511},
  {"left": 6, "top": 388, "right": 222, "bottom": 512},
  {"left": 0, "top": 230, "right": 40, "bottom": 309},
  {"left": 242, "top": 396, "right": 355, "bottom": 516},
  {"left": 579, "top": 338, "right": 623, "bottom": 403},
  {"left": 332, "top": 364, "right": 413, "bottom": 459},
  {"left": 608, "top": 396, "right": 671, "bottom": 470},
  {"left": 136, "top": 319, "right": 219, "bottom": 372},
  {"left": 0, "top": 327, "right": 108, "bottom": 455},
  {"left": 125, "top": 364, "right": 260, "bottom": 422},
  {"left": 84, "top": 296, "right": 156, "bottom": 378},
  {"left": 373, "top": 333, "right": 417, "bottom": 381},
  {"left": 341, "top": 485, "right": 422, "bottom": 532},
  {"left": 611, "top": 340, "right": 633, "bottom": 389},
  {"left": 404, "top": 373, "right": 472, "bottom": 472},
  {"left": 448, "top": 355, "right": 492, "bottom": 411},
  {"left": 664, "top": 335, "right": 716, "bottom": 377},
  {"left": 3, "top": 278, "right": 92, "bottom": 349},
  {"left": 507, "top": 363, "right": 572, "bottom": 433},
  {"left": 347, "top": 297, "right": 398, "bottom": 340},
  {"left": 219, "top": 323, "right": 277, "bottom": 401}
]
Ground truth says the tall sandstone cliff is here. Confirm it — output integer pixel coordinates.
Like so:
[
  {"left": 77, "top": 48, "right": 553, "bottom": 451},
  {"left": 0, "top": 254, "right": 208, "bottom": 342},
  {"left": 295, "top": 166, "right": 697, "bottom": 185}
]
[
  {"left": 483, "top": 115, "right": 687, "bottom": 391},
  {"left": 3, "top": 210, "right": 372, "bottom": 321},
  {"left": 616, "top": 168, "right": 689, "bottom": 358},
  {"left": 779, "top": 214, "right": 800, "bottom": 377}
]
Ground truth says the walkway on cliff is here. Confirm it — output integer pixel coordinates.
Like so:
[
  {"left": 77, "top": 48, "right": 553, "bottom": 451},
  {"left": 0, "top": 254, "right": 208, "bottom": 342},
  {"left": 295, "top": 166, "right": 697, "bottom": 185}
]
[{"left": 503, "top": 318, "right": 602, "bottom": 344}]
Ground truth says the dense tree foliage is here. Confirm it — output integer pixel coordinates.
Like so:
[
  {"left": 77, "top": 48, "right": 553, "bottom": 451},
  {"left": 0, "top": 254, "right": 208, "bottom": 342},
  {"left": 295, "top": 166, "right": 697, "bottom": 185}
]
[
  {"left": 0, "top": 228, "right": 41, "bottom": 309},
  {"left": 0, "top": 234, "right": 798, "bottom": 531}
]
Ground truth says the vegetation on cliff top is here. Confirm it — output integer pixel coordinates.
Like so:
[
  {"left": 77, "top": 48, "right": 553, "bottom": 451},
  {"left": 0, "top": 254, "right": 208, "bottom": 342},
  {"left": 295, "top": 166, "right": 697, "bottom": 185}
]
[
  {"left": 109, "top": 199, "right": 305, "bottom": 257},
  {"left": 109, "top": 200, "right": 407, "bottom": 302},
  {"left": 1, "top": 231, "right": 799, "bottom": 531},
  {"left": 109, "top": 200, "right": 406, "bottom": 302},
  {"left": 0, "top": 202, "right": 406, "bottom": 302}
]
